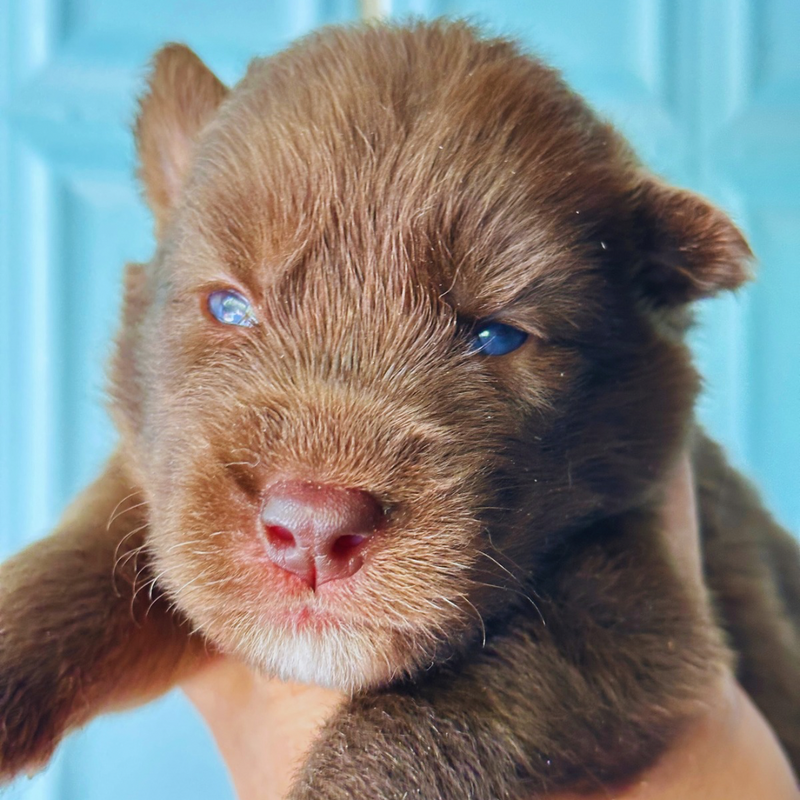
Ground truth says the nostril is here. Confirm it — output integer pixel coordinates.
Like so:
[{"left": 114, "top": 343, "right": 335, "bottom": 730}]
[
  {"left": 265, "top": 524, "right": 296, "bottom": 549},
  {"left": 331, "top": 533, "right": 367, "bottom": 558},
  {"left": 259, "top": 480, "right": 386, "bottom": 587}
]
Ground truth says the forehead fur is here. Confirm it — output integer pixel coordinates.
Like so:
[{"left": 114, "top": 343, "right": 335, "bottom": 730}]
[{"left": 171, "top": 21, "right": 639, "bottom": 329}]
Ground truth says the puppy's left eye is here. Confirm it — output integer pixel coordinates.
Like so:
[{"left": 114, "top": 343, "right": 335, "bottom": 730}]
[
  {"left": 207, "top": 289, "right": 258, "bottom": 327},
  {"left": 470, "top": 321, "right": 528, "bottom": 356}
]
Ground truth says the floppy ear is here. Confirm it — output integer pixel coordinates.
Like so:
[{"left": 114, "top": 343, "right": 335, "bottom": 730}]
[
  {"left": 632, "top": 178, "right": 753, "bottom": 306},
  {"left": 135, "top": 44, "right": 228, "bottom": 235}
]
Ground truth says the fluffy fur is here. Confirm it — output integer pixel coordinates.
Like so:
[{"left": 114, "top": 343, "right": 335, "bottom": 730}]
[{"left": 1, "top": 20, "right": 799, "bottom": 798}]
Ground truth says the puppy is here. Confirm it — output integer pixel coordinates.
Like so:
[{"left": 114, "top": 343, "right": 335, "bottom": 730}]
[{"left": 2, "top": 20, "right": 799, "bottom": 798}]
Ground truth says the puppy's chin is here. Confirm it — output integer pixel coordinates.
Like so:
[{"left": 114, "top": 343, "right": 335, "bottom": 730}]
[{"left": 241, "top": 623, "right": 404, "bottom": 692}]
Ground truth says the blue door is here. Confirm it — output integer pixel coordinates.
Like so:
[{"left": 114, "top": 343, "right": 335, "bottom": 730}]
[{"left": 1, "top": 1, "right": 797, "bottom": 797}]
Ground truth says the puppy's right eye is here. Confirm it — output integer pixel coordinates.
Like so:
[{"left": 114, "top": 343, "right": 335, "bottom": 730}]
[{"left": 207, "top": 289, "right": 258, "bottom": 327}]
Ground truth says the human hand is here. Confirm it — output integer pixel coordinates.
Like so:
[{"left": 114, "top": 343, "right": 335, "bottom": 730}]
[{"left": 184, "top": 452, "right": 799, "bottom": 800}]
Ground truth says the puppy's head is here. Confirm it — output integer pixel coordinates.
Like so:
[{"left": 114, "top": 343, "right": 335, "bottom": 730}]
[{"left": 112, "top": 22, "right": 751, "bottom": 691}]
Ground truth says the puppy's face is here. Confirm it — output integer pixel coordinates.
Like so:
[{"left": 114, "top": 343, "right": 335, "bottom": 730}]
[{"left": 113, "top": 23, "right": 750, "bottom": 691}]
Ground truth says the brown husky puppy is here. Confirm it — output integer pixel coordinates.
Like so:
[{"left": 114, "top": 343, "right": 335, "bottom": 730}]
[{"left": 1, "top": 20, "right": 799, "bottom": 799}]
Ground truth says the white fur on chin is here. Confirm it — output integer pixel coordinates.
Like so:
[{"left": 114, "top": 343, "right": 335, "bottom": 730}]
[{"left": 243, "top": 623, "right": 400, "bottom": 693}]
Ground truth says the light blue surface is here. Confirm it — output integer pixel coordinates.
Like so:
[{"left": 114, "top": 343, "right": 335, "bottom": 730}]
[{"left": 1, "top": 1, "right": 798, "bottom": 798}]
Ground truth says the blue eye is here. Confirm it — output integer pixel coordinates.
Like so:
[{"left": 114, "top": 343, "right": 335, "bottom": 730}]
[
  {"left": 470, "top": 321, "right": 528, "bottom": 356},
  {"left": 207, "top": 289, "right": 258, "bottom": 327}
]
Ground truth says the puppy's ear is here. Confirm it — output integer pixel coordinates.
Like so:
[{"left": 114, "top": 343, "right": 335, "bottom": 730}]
[
  {"left": 632, "top": 178, "right": 753, "bottom": 306},
  {"left": 135, "top": 44, "right": 228, "bottom": 234}
]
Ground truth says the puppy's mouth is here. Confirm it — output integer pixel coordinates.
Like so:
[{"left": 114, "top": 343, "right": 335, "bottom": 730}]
[
  {"left": 284, "top": 606, "right": 336, "bottom": 628},
  {"left": 269, "top": 605, "right": 364, "bottom": 634},
  {"left": 253, "top": 554, "right": 374, "bottom": 622}
]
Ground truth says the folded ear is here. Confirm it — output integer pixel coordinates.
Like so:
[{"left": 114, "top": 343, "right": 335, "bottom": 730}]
[
  {"left": 135, "top": 44, "right": 228, "bottom": 235},
  {"left": 632, "top": 178, "right": 753, "bottom": 306}
]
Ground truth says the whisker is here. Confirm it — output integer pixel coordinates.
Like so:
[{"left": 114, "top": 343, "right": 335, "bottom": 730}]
[
  {"left": 223, "top": 459, "right": 261, "bottom": 469},
  {"left": 472, "top": 581, "right": 547, "bottom": 627},
  {"left": 114, "top": 542, "right": 147, "bottom": 574},
  {"left": 129, "top": 575, "right": 156, "bottom": 623},
  {"left": 144, "top": 569, "right": 222, "bottom": 618},
  {"left": 131, "top": 565, "right": 171, "bottom": 615},
  {"left": 111, "top": 522, "right": 150, "bottom": 596},
  {"left": 164, "top": 539, "right": 215, "bottom": 556},
  {"left": 107, "top": 495, "right": 147, "bottom": 531},
  {"left": 483, "top": 531, "right": 546, "bottom": 602},
  {"left": 477, "top": 549, "right": 527, "bottom": 586},
  {"left": 454, "top": 593, "right": 486, "bottom": 647},
  {"left": 225, "top": 448, "right": 262, "bottom": 468},
  {"left": 106, "top": 491, "right": 141, "bottom": 530}
]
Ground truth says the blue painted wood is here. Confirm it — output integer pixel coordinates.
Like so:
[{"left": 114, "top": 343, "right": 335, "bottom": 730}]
[{"left": 1, "top": 1, "right": 797, "bottom": 798}]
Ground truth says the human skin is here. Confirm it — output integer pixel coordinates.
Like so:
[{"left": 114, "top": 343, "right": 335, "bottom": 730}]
[{"left": 183, "top": 453, "right": 800, "bottom": 800}]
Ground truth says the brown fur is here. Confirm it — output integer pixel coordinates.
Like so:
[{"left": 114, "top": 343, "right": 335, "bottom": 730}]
[
  {"left": 2, "top": 20, "right": 799, "bottom": 797},
  {"left": 0, "top": 455, "right": 206, "bottom": 781}
]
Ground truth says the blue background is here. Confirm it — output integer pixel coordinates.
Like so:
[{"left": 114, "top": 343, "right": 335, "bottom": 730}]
[{"left": 1, "top": 0, "right": 798, "bottom": 797}]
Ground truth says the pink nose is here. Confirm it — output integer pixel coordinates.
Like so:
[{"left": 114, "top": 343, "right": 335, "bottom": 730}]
[{"left": 260, "top": 481, "right": 384, "bottom": 589}]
